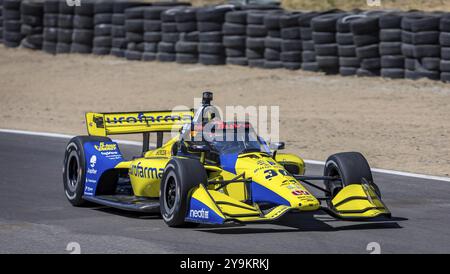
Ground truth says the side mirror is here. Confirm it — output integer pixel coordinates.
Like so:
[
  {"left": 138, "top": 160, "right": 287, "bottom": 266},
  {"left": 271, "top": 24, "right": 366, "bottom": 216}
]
[{"left": 270, "top": 142, "right": 285, "bottom": 151}]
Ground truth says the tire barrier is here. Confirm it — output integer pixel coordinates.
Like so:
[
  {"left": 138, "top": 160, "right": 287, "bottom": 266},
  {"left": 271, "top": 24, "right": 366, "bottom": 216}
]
[
  {"left": 1, "top": 1, "right": 450, "bottom": 83},
  {"left": 298, "top": 12, "right": 320, "bottom": 72},
  {"left": 0, "top": 0, "right": 4, "bottom": 43},
  {"left": 20, "top": 0, "right": 43, "bottom": 50},
  {"left": 280, "top": 12, "right": 302, "bottom": 70},
  {"left": 42, "top": 0, "right": 58, "bottom": 54},
  {"left": 175, "top": 6, "right": 198, "bottom": 64},
  {"left": 312, "top": 12, "right": 345, "bottom": 74},
  {"left": 337, "top": 14, "right": 364, "bottom": 76},
  {"left": 246, "top": 10, "right": 266, "bottom": 68},
  {"left": 3, "top": 0, "right": 23, "bottom": 47},
  {"left": 224, "top": 9, "right": 248, "bottom": 66},
  {"left": 351, "top": 15, "right": 381, "bottom": 77},
  {"left": 197, "top": 5, "right": 234, "bottom": 65},
  {"left": 402, "top": 13, "right": 441, "bottom": 80},
  {"left": 441, "top": 14, "right": 450, "bottom": 83},
  {"left": 379, "top": 12, "right": 405, "bottom": 79},
  {"left": 92, "top": 0, "right": 114, "bottom": 55},
  {"left": 123, "top": 6, "right": 145, "bottom": 60},
  {"left": 311, "top": 12, "right": 346, "bottom": 74},
  {"left": 263, "top": 11, "right": 283, "bottom": 69},
  {"left": 245, "top": 4, "right": 280, "bottom": 68},
  {"left": 71, "top": 0, "right": 94, "bottom": 54},
  {"left": 56, "top": 0, "right": 73, "bottom": 54},
  {"left": 142, "top": 6, "right": 169, "bottom": 61},
  {"left": 111, "top": 1, "right": 142, "bottom": 58},
  {"left": 157, "top": 6, "right": 179, "bottom": 62}
]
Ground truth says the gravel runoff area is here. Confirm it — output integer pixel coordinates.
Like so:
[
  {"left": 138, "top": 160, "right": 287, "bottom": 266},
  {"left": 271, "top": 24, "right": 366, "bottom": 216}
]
[{"left": 0, "top": 46, "right": 449, "bottom": 177}]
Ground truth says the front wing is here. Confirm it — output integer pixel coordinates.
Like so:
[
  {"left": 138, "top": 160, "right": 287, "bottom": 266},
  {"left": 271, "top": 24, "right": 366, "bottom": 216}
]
[
  {"left": 185, "top": 184, "right": 291, "bottom": 225},
  {"left": 185, "top": 183, "right": 390, "bottom": 225}
]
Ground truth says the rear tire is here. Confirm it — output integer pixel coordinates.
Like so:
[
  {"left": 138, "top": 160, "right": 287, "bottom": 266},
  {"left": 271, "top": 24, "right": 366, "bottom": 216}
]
[
  {"left": 160, "top": 158, "right": 207, "bottom": 227},
  {"left": 63, "top": 136, "right": 111, "bottom": 206},
  {"left": 324, "top": 152, "right": 380, "bottom": 206}
]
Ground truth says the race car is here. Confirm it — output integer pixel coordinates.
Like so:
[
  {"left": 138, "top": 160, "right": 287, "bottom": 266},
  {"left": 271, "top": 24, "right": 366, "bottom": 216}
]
[{"left": 63, "top": 92, "right": 390, "bottom": 227}]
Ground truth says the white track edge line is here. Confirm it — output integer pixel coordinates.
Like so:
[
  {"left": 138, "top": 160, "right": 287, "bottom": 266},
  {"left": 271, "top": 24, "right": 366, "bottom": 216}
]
[
  {"left": 1, "top": 128, "right": 449, "bottom": 182},
  {"left": 302, "top": 159, "right": 450, "bottom": 182}
]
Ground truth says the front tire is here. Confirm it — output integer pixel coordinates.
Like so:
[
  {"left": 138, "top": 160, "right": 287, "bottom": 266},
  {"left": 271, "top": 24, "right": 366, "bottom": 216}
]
[
  {"left": 160, "top": 158, "right": 207, "bottom": 227},
  {"left": 62, "top": 136, "right": 111, "bottom": 206},
  {"left": 324, "top": 152, "right": 380, "bottom": 205}
]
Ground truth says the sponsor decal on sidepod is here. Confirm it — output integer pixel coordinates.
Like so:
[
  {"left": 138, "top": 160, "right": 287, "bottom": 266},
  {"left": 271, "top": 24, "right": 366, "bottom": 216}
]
[
  {"left": 87, "top": 155, "right": 97, "bottom": 175},
  {"left": 94, "top": 142, "right": 121, "bottom": 160}
]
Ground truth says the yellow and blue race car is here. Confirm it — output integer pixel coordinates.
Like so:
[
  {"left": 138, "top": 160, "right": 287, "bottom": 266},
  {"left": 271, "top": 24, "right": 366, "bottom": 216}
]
[{"left": 63, "top": 92, "right": 390, "bottom": 227}]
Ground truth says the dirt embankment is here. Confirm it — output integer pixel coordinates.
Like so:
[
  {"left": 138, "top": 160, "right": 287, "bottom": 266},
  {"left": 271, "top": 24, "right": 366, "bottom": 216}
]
[
  {"left": 181, "top": 0, "right": 450, "bottom": 11},
  {"left": 282, "top": 0, "right": 450, "bottom": 11},
  {"left": 0, "top": 47, "right": 449, "bottom": 176}
]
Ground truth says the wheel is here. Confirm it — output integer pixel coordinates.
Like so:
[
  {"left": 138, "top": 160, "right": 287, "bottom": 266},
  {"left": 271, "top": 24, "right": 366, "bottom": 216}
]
[
  {"left": 160, "top": 158, "right": 207, "bottom": 227},
  {"left": 324, "top": 152, "right": 381, "bottom": 206},
  {"left": 63, "top": 136, "right": 111, "bottom": 206}
]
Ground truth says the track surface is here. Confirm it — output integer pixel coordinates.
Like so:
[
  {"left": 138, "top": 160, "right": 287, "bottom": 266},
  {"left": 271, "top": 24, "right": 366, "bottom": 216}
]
[{"left": 1, "top": 132, "right": 450, "bottom": 253}]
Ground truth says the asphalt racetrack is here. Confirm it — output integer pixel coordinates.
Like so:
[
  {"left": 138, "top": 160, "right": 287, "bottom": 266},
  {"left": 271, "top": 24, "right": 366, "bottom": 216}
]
[{"left": 1, "top": 132, "right": 449, "bottom": 253}]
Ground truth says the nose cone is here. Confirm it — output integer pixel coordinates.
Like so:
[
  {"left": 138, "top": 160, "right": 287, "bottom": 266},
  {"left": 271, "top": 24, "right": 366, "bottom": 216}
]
[
  {"left": 296, "top": 195, "right": 321, "bottom": 211},
  {"left": 234, "top": 153, "right": 321, "bottom": 211}
]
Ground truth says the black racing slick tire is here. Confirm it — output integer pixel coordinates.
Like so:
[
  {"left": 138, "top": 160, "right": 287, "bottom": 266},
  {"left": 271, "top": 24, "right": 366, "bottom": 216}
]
[
  {"left": 160, "top": 158, "right": 207, "bottom": 227},
  {"left": 63, "top": 136, "right": 112, "bottom": 206},
  {"left": 324, "top": 152, "right": 380, "bottom": 204}
]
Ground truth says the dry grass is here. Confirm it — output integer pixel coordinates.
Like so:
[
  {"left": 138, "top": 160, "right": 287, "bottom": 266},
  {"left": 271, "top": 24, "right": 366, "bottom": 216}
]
[
  {"left": 173, "top": 0, "right": 450, "bottom": 11},
  {"left": 184, "top": 0, "right": 226, "bottom": 6},
  {"left": 282, "top": 0, "right": 450, "bottom": 11}
]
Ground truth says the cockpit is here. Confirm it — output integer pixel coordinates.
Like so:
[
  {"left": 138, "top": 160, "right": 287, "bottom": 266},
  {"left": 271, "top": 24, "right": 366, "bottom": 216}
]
[{"left": 180, "top": 120, "right": 270, "bottom": 155}]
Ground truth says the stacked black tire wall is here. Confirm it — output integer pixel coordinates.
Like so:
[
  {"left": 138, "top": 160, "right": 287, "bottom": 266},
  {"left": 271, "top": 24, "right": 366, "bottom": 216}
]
[
  {"left": 311, "top": 13, "right": 343, "bottom": 74},
  {"left": 337, "top": 14, "right": 364, "bottom": 76},
  {"left": 224, "top": 9, "right": 247, "bottom": 66},
  {"left": 93, "top": 0, "right": 114, "bottom": 55},
  {"left": 0, "top": 0, "right": 3, "bottom": 42},
  {"left": 298, "top": 12, "right": 319, "bottom": 71},
  {"left": 111, "top": 1, "right": 142, "bottom": 58},
  {"left": 20, "top": 0, "right": 44, "bottom": 50},
  {"left": 351, "top": 15, "right": 381, "bottom": 77},
  {"left": 402, "top": 14, "right": 441, "bottom": 80},
  {"left": 263, "top": 11, "right": 283, "bottom": 69},
  {"left": 246, "top": 11, "right": 267, "bottom": 68},
  {"left": 4, "top": 3, "right": 450, "bottom": 84},
  {"left": 197, "top": 5, "right": 234, "bottom": 65},
  {"left": 175, "top": 7, "right": 198, "bottom": 64},
  {"left": 379, "top": 12, "right": 405, "bottom": 79},
  {"left": 43, "top": 0, "right": 58, "bottom": 54},
  {"left": 142, "top": 6, "right": 167, "bottom": 61},
  {"left": 71, "top": 0, "right": 94, "bottom": 54},
  {"left": 56, "top": 0, "right": 74, "bottom": 53},
  {"left": 157, "top": 7, "right": 181, "bottom": 62},
  {"left": 111, "top": 1, "right": 125, "bottom": 57},
  {"left": 124, "top": 6, "right": 145, "bottom": 60},
  {"left": 3, "top": 0, "right": 22, "bottom": 47},
  {"left": 441, "top": 15, "right": 450, "bottom": 82},
  {"left": 280, "top": 12, "right": 302, "bottom": 70}
]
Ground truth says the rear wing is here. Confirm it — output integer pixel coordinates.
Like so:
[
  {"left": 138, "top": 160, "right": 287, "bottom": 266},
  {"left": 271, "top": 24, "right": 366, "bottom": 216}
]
[{"left": 85, "top": 110, "right": 194, "bottom": 137}]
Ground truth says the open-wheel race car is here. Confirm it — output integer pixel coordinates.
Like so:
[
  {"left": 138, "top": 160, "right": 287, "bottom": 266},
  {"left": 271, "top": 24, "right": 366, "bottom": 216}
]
[{"left": 63, "top": 92, "right": 390, "bottom": 227}]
